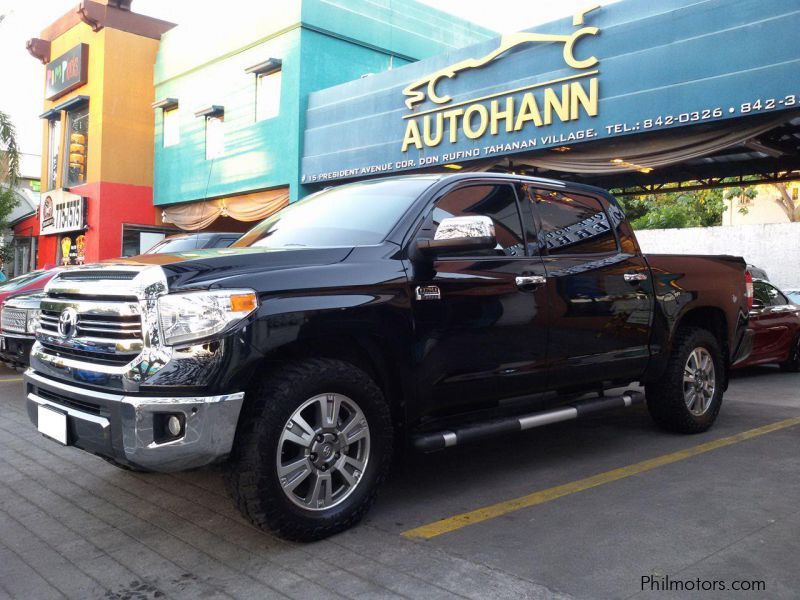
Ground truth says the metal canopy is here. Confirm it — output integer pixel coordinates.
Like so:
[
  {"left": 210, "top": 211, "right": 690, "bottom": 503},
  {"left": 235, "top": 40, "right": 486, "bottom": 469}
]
[{"left": 494, "top": 114, "right": 800, "bottom": 195}]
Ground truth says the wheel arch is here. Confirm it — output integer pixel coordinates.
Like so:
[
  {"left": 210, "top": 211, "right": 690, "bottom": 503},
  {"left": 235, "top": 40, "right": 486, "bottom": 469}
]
[
  {"left": 644, "top": 304, "right": 731, "bottom": 387},
  {"left": 242, "top": 332, "right": 410, "bottom": 435}
]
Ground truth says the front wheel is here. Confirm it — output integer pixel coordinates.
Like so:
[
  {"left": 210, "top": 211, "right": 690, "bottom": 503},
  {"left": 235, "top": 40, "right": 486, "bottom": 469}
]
[
  {"left": 645, "top": 327, "right": 724, "bottom": 433},
  {"left": 225, "top": 358, "right": 393, "bottom": 541}
]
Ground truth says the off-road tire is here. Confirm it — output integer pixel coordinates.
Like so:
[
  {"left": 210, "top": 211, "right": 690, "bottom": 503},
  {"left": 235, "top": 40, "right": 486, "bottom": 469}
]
[
  {"left": 645, "top": 327, "right": 724, "bottom": 433},
  {"left": 779, "top": 338, "right": 800, "bottom": 372},
  {"left": 225, "top": 358, "right": 393, "bottom": 541}
]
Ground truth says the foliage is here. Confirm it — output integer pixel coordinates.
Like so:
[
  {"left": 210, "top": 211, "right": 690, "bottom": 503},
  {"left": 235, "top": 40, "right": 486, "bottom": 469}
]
[
  {"left": 0, "top": 110, "right": 21, "bottom": 229},
  {"left": 723, "top": 185, "right": 758, "bottom": 216},
  {"left": 0, "top": 110, "right": 22, "bottom": 271},
  {"left": 618, "top": 187, "right": 726, "bottom": 230}
]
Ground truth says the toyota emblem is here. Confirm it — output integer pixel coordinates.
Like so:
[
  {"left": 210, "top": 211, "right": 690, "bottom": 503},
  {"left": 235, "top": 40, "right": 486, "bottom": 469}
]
[{"left": 58, "top": 307, "right": 79, "bottom": 338}]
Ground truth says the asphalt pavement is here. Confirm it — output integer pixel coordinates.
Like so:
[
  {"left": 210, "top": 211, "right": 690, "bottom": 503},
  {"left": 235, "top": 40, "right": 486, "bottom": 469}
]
[{"left": 1, "top": 365, "right": 798, "bottom": 599}]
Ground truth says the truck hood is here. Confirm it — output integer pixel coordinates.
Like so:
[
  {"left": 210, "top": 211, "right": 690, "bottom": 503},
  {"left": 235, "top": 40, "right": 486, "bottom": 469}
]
[{"left": 105, "top": 245, "right": 355, "bottom": 290}]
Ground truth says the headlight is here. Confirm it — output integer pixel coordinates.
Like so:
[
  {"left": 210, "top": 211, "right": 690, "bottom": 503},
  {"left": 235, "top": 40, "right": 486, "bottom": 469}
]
[
  {"left": 157, "top": 289, "right": 258, "bottom": 346},
  {"left": 26, "top": 309, "right": 41, "bottom": 334}
]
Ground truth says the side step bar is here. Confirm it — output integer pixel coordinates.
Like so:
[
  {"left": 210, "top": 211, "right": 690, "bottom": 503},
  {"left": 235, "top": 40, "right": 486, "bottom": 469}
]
[{"left": 412, "top": 390, "right": 644, "bottom": 452}]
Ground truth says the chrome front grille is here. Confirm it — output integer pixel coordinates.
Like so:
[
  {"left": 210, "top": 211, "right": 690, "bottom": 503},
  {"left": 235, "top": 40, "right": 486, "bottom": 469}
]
[
  {"left": 31, "top": 264, "right": 172, "bottom": 387},
  {"left": 1, "top": 308, "right": 27, "bottom": 334},
  {"left": 37, "top": 299, "right": 144, "bottom": 365},
  {"left": 39, "top": 309, "right": 142, "bottom": 339}
]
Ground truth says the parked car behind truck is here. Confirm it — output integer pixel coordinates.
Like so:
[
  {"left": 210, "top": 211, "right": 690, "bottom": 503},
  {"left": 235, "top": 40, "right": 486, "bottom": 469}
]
[
  {"left": 23, "top": 173, "right": 753, "bottom": 541},
  {"left": 0, "top": 293, "right": 43, "bottom": 368},
  {"left": 734, "top": 279, "right": 800, "bottom": 372}
]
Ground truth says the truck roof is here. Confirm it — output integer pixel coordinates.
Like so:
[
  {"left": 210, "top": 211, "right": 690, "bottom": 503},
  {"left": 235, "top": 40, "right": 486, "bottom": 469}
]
[{"left": 352, "top": 171, "right": 615, "bottom": 199}]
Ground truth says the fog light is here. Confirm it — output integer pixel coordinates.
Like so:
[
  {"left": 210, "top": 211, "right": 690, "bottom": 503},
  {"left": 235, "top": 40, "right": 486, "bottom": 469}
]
[
  {"left": 167, "top": 415, "right": 182, "bottom": 436},
  {"left": 153, "top": 412, "right": 186, "bottom": 443}
]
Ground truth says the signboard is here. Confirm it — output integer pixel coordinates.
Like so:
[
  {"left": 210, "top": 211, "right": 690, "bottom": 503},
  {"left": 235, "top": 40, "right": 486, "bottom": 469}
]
[
  {"left": 301, "top": 0, "right": 800, "bottom": 183},
  {"left": 46, "top": 44, "right": 89, "bottom": 101},
  {"left": 40, "top": 189, "right": 86, "bottom": 236}
]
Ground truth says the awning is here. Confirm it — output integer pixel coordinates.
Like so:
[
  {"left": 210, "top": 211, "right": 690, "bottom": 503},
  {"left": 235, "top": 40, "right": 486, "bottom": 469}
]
[
  {"left": 40, "top": 95, "right": 90, "bottom": 118},
  {"left": 160, "top": 187, "right": 289, "bottom": 231},
  {"left": 518, "top": 113, "right": 792, "bottom": 175},
  {"left": 152, "top": 97, "right": 179, "bottom": 110}
]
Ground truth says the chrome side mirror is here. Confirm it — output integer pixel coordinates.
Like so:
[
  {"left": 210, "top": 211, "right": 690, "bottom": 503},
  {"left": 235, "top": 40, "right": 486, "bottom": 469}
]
[
  {"left": 413, "top": 215, "right": 498, "bottom": 259},
  {"left": 434, "top": 216, "right": 496, "bottom": 241}
]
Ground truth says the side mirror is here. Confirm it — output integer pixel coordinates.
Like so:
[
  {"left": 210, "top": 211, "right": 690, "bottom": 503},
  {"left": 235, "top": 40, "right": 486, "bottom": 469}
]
[
  {"left": 750, "top": 299, "right": 765, "bottom": 313},
  {"left": 413, "top": 216, "right": 497, "bottom": 259}
]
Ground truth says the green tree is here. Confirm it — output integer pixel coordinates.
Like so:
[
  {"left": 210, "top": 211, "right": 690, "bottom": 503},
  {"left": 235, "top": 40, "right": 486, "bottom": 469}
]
[
  {"left": 723, "top": 185, "right": 758, "bottom": 217},
  {"left": 0, "top": 110, "right": 21, "bottom": 223},
  {"left": 0, "top": 110, "right": 22, "bottom": 270},
  {"left": 618, "top": 188, "right": 725, "bottom": 230}
]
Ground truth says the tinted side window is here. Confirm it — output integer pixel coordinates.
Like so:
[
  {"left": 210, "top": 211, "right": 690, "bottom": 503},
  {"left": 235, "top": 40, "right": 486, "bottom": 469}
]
[
  {"left": 774, "top": 291, "right": 790, "bottom": 306},
  {"left": 753, "top": 281, "right": 788, "bottom": 307},
  {"left": 763, "top": 283, "right": 787, "bottom": 307},
  {"left": 753, "top": 281, "right": 771, "bottom": 307},
  {"left": 432, "top": 184, "right": 525, "bottom": 257},
  {"left": 529, "top": 189, "right": 618, "bottom": 255}
]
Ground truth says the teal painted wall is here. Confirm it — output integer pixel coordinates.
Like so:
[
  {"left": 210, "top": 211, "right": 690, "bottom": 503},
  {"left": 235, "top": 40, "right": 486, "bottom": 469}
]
[{"left": 153, "top": 0, "right": 494, "bottom": 207}]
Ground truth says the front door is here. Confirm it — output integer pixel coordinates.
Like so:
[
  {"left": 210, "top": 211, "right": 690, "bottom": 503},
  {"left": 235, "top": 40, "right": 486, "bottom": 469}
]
[
  {"left": 409, "top": 182, "right": 550, "bottom": 420},
  {"left": 523, "top": 186, "right": 654, "bottom": 391},
  {"left": 748, "top": 281, "right": 800, "bottom": 365}
]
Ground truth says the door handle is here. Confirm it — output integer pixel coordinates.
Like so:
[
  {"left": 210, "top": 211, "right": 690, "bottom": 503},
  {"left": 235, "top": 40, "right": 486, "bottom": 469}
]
[
  {"left": 624, "top": 273, "right": 648, "bottom": 283},
  {"left": 516, "top": 275, "right": 547, "bottom": 289}
]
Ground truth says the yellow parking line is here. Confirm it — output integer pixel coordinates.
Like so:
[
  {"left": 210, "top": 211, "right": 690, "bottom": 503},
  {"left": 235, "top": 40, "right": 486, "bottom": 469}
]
[
  {"left": 0, "top": 377, "right": 23, "bottom": 383},
  {"left": 402, "top": 416, "right": 800, "bottom": 540}
]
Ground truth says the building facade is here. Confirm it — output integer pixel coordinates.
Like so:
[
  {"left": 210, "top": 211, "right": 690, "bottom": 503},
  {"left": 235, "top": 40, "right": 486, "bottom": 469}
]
[
  {"left": 152, "top": 0, "right": 494, "bottom": 231},
  {"left": 6, "top": 153, "right": 42, "bottom": 277},
  {"left": 26, "top": 0, "right": 174, "bottom": 267}
]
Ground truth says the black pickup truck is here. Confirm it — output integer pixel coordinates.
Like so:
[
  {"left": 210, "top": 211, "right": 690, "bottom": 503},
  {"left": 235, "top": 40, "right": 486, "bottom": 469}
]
[{"left": 24, "top": 173, "right": 753, "bottom": 541}]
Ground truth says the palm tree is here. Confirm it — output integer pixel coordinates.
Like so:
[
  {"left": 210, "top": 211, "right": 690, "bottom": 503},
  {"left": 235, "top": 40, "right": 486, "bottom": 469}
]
[
  {"left": 0, "top": 110, "right": 20, "bottom": 187},
  {"left": 0, "top": 111, "right": 22, "bottom": 272}
]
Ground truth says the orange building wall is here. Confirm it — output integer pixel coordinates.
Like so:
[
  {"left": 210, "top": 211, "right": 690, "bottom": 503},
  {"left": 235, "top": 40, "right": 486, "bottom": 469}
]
[{"left": 36, "top": 18, "right": 163, "bottom": 268}]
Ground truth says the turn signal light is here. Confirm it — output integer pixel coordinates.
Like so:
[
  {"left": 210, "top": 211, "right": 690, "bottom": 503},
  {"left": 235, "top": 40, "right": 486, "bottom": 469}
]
[
  {"left": 744, "top": 270, "right": 754, "bottom": 311},
  {"left": 230, "top": 292, "right": 258, "bottom": 313}
]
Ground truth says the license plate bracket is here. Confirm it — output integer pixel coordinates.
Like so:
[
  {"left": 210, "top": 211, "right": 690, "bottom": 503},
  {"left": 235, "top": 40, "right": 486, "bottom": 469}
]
[{"left": 37, "top": 404, "right": 68, "bottom": 445}]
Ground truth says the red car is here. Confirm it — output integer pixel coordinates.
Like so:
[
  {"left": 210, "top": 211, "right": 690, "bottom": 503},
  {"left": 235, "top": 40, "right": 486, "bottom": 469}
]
[
  {"left": 0, "top": 269, "right": 61, "bottom": 306},
  {"left": 735, "top": 279, "right": 800, "bottom": 371}
]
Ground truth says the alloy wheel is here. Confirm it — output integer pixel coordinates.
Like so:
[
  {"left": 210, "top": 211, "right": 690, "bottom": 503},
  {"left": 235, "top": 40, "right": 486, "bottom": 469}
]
[
  {"left": 683, "top": 347, "right": 716, "bottom": 416},
  {"left": 276, "top": 393, "right": 370, "bottom": 511}
]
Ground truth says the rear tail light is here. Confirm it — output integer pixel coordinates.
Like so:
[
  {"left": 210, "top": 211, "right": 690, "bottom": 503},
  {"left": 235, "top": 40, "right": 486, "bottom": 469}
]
[{"left": 744, "top": 270, "right": 754, "bottom": 311}]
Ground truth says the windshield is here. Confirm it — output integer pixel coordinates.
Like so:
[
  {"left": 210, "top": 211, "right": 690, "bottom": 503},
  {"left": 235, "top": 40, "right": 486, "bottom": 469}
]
[
  {"left": 234, "top": 178, "right": 437, "bottom": 249},
  {"left": 0, "top": 270, "right": 49, "bottom": 292},
  {"left": 145, "top": 236, "right": 205, "bottom": 254}
]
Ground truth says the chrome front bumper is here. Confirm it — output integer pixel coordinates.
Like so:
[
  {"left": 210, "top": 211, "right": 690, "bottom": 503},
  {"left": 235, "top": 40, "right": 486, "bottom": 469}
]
[{"left": 25, "top": 369, "right": 244, "bottom": 472}]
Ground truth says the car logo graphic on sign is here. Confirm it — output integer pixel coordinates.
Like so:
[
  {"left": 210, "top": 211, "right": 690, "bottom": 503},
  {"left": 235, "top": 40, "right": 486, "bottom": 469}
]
[{"left": 58, "top": 307, "right": 79, "bottom": 338}]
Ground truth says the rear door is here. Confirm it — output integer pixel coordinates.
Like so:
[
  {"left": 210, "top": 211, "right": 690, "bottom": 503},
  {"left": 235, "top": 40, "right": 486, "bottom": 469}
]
[
  {"left": 522, "top": 185, "right": 654, "bottom": 390},
  {"left": 410, "top": 181, "right": 550, "bottom": 418}
]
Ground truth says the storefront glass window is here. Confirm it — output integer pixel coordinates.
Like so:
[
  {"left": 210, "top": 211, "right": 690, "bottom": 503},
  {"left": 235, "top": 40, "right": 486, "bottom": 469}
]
[
  {"left": 58, "top": 232, "right": 87, "bottom": 266},
  {"left": 121, "top": 225, "right": 175, "bottom": 256},
  {"left": 256, "top": 70, "right": 281, "bottom": 121},
  {"left": 163, "top": 107, "right": 180, "bottom": 147},
  {"left": 206, "top": 115, "right": 224, "bottom": 160},
  {"left": 63, "top": 105, "right": 89, "bottom": 188},
  {"left": 47, "top": 118, "right": 61, "bottom": 190}
]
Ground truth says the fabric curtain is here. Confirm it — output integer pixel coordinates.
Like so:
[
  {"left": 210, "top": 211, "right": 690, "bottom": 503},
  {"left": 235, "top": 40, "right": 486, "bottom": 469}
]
[
  {"left": 162, "top": 187, "right": 290, "bottom": 231},
  {"left": 517, "top": 114, "right": 791, "bottom": 174}
]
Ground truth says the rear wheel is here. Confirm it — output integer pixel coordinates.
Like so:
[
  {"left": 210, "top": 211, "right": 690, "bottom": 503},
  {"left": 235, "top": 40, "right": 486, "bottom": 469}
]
[
  {"left": 225, "top": 358, "right": 393, "bottom": 541},
  {"left": 779, "top": 338, "right": 800, "bottom": 372},
  {"left": 645, "top": 327, "right": 724, "bottom": 433}
]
